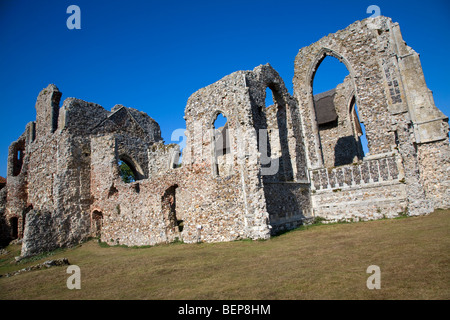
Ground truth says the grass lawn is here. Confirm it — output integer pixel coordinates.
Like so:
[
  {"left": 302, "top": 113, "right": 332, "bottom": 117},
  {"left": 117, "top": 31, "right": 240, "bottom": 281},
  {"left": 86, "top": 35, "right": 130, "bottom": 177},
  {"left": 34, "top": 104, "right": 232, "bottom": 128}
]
[{"left": 0, "top": 210, "right": 449, "bottom": 300}]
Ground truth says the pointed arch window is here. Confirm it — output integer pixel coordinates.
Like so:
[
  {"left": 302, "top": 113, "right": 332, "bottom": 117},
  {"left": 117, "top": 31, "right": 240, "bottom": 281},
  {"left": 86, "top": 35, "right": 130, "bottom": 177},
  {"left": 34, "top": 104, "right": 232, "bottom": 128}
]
[
  {"left": 312, "top": 54, "right": 369, "bottom": 167},
  {"left": 117, "top": 155, "right": 145, "bottom": 183},
  {"left": 212, "top": 112, "right": 231, "bottom": 177}
]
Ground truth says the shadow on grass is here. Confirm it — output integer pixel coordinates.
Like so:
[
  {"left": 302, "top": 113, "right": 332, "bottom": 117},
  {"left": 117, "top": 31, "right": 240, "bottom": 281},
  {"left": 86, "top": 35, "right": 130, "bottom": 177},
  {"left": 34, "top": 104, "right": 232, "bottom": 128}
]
[{"left": 270, "top": 212, "right": 414, "bottom": 238}]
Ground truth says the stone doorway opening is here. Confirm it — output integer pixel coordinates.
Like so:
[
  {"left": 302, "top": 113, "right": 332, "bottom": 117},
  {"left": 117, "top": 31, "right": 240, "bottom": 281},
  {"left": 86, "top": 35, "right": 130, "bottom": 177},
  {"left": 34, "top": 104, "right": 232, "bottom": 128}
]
[
  {"left": 10, "top": 217, "right": 18, "bottom": 239},
  {"left": 91, "top": 210, "right": 103, "bottom": 238}
]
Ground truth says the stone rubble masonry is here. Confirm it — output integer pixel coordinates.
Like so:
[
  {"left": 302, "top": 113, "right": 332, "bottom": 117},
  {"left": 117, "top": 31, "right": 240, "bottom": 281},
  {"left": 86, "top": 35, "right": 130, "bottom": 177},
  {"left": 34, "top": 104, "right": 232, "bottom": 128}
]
[
  {"left": 0, "top": 186, "right": 8, "bottom": 246},
  {"left": 293, "top": 15, "right": 448, "bottom": 220},
  {"left": 0, "top": 258, "right": 70, "bottom": 278},
  {"left": 0, "top": 16, "right": 448, "bottom": 256}
]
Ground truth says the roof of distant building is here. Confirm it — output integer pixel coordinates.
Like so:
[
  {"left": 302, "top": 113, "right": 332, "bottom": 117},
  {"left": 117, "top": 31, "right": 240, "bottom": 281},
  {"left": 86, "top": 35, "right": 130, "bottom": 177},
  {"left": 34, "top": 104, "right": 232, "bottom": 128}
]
[{"left": 314, "top": 89, "right": 338, "bottom": 125}]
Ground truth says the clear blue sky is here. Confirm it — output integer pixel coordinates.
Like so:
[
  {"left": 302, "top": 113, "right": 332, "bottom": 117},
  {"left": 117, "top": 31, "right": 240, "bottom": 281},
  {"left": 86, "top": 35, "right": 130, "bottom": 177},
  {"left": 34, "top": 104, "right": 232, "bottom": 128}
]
[{"left": 0, "top": 0, "right": 449, "bottom": 177}]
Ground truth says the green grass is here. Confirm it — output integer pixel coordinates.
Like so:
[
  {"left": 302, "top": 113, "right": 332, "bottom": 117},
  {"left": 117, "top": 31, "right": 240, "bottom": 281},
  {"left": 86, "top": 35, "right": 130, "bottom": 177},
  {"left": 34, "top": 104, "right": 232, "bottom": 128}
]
[{"left": 0, "top": 210, "right": 449, "bottom": 300}]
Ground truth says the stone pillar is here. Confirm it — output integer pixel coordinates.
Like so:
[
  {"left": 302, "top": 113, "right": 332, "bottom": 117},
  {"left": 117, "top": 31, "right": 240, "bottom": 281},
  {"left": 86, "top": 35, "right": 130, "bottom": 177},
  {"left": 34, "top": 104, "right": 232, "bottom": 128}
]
[{"left": 35, "top": 84, "right": 62, "bottom": 137}]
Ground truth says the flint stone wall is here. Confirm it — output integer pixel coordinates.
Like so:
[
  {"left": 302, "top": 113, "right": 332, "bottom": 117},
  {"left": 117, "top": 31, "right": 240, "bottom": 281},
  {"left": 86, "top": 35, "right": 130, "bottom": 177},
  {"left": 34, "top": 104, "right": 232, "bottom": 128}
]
[
  {"left": 294, "top": 16, "right": 449, "bottom": 219},
  {"left": 7, "top": 84, "right": 164, "bottom": 256},
  {"left": 417, "top": 140, "right": 450, "bottom": 210},
  {"left": 90, "top": 135, "right": 254, "bottom": 245},
  {"left": 0, "top": 187, "right": 8, "bottom": 246}
]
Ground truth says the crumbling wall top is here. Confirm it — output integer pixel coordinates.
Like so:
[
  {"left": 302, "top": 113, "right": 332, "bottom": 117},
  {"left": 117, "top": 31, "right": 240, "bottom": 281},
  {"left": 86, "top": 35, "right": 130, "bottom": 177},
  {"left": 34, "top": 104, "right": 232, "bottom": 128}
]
[{"left": 35, "top": 84, "right": 62, "bottom": 137}]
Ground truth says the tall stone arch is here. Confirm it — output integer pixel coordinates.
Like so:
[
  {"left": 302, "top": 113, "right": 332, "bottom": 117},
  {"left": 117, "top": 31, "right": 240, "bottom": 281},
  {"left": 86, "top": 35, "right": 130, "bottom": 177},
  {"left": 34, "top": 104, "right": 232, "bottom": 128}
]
[
  {"left": 294, "top": 16, "right": 449, "bottom": 216},
  {"left": 294, "top": 27, "right": 394, "bottom": 169}
]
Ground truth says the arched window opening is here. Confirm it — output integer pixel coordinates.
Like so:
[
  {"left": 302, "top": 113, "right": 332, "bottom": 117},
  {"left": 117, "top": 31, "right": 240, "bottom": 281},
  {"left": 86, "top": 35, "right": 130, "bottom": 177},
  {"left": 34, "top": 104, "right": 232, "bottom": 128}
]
[
  {"left": 12, "top": 141, "right": 25, "bottom": 177},
  {"left": 214, "top": 112, "right": 227, "bottom": 129},
  {"left": 91, "top": 210, "right": 103, "bottom": 238},
  {"left": 313, "top": 55, "right": 350, "bottom": 94},
  {"left": 171, "top": 148, "right": 183, "bottom": 169},
  {"left": 173, "top": 152, "right": 182, "bottom": 168},
  {"left": 10, "top": 217, "right": 18, "bottom": 239},
  {"left": 260, "top": 86, "right": 294, "bottom": 180},
  {"left": 170, "top": 129, "right": 186, "bottom": 169},
  {"left": 312, "top": 55, "right": 366, "bottom": 167},
  {"left": 257, "top": 87, "right": 275, "bottom": 173},
  {"left": 118, "top": 159, "right": 136, "bottom": 183},
  {"left": 212, "top": 112, "right": 231, "bottom": 176},
  {"left": 117, "top": 154, "right": 145, "bottom": 183},
  {"left": 265, "top": 87, "right": 275, "bottom": 108}
]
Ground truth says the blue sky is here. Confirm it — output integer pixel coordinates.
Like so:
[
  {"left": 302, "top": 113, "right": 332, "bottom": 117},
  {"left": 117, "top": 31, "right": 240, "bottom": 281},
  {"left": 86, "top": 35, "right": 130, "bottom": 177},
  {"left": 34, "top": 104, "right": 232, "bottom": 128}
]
[{"left": 0, "top": 0, "right": 449, "bottom": 177}]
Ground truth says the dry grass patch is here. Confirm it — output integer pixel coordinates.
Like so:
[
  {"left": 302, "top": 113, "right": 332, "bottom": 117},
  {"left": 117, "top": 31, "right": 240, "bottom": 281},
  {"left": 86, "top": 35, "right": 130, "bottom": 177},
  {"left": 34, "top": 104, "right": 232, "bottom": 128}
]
[{"left": 0, "top": 210, "right": 449, "bottom": 300}]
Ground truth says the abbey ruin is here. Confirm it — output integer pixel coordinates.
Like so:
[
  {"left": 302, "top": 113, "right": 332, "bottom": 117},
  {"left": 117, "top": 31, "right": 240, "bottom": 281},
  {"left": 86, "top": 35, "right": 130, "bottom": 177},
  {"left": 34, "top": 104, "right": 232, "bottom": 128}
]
[{"left": 0, "top": 16, "right": 449, "bottom": 257}]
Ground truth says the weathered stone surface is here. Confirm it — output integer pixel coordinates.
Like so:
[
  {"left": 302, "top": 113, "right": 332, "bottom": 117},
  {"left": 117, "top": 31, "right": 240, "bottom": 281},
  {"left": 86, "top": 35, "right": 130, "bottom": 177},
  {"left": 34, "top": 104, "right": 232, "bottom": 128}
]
[
  {"left": 293, "top": 16, "right": 448, "bottom": 219},
  {"left": 0, "top": 16, "right": 448, "bottom": 256},
  {"left": 0, "top": 258, "right": 70, "bottom": 278}
]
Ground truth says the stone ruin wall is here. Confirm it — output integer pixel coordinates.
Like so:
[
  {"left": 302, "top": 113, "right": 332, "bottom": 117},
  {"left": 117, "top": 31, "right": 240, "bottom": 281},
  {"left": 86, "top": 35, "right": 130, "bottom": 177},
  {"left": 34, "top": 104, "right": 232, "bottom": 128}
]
[
  {"left": 243, "top": 65, "right": 311, "bottom": 232},
  {"left": 417, "top": 140, "right": 450, "bottom": 210},
  {"left": 1, "top": 83, "right": 178, "bottom": 256},
  {"left": 0, "top": 180, "right": 7, "bottom": 246},
  {"left": 92, "top": 64, "right": 312, "bottom": 247},
  {"left": 89, "top": 134, "right": 254, "bottom": 247},
  {"left": 0, "top": 15, "right": 448, "bottom": 256},
  {"left": 294, "top": 16, "right": 449, "bottom": 221}
]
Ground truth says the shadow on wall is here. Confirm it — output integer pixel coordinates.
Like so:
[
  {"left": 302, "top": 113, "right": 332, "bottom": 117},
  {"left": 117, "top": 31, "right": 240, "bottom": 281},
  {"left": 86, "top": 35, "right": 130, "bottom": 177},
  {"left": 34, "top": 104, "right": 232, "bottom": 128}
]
[
  {"left": 162, "top": 185, "right": 183, "bottom": 242},
  {"left": 263, "top": 182, "right": 307, "bottom": 235},
  {"left": 334, "top": 136, "right": 364, "bottom": 167},
  {"left": 259, "top": 86, "right": 295, "bottom": 182},
  {"left": 0, "top": 217, "right": 11, "bottom": 247}
]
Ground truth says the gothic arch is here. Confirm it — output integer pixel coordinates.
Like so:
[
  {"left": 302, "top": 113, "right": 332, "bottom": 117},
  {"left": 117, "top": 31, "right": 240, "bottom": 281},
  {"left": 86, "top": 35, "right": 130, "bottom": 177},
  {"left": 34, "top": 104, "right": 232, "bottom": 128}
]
[
  {"left": 308, "top": 48, "right": 357, "bottom": 89},
  {"left": 211, "top": 110, "right": 231, "bottom": 177},
  {"left": 118, "top": 154, "right": 145, "bottom": 182},
  {"left": 294, "top": 39, "right": 384, "bottom": 168},
  {"left": 311, "top": 50, "right": 358, "bottom": 167}
]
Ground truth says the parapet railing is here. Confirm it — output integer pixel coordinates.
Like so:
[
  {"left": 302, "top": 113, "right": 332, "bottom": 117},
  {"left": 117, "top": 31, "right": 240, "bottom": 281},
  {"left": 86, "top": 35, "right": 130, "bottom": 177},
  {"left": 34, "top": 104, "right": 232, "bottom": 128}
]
[{"left": 309, "top": 151, "right": 404, "bottom": 192}]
